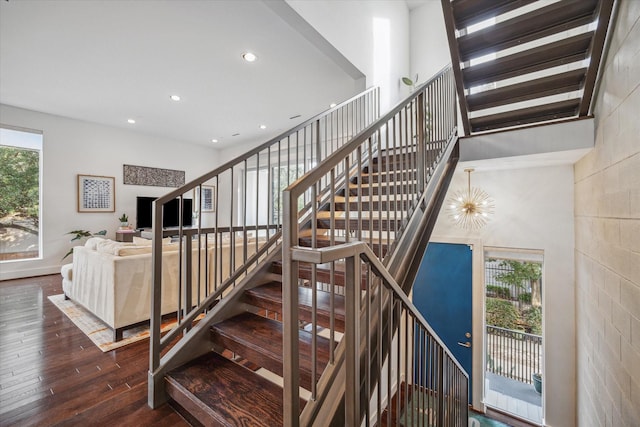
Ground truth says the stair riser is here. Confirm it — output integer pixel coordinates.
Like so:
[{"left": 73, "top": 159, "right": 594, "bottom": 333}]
[
  {"left": 317, "top": 218, "right": 402, "bottom": 232},
  {"left": 242, "top": 284, "right": 346, "bottom": 333},
  {"left": 354, "top": 170, "right": 417, "bottom": 184},
  {"left": 334, "top": 200, "right": 411, "bottom": 211},
  {"left": 270, "top": 262, "right": 368, "bottom": 289},
  {"left": 340, "top": 185, "right": 418, "bottom": 197},
  {"left": 365, "top": 159, "right": 417, "bottom": 172},
  {"left": 372, "top": 152, "right": 417, "bottom": 164}
]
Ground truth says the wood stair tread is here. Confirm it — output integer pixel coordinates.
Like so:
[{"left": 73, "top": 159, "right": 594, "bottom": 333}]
[
  {"left": 328, "top": 194, "right": 413, "bottom": 203},
  {"left": 166, "top": 352, "right": 301, "bottom": 426},
  {"left": 298, "top": 227, "right": 397, "bottom": 240},
  {"left": 457, "top": 0, "right": 599, "bottom": 62},
  {"left": 353, "top": 169, "right": 417, "bottom": 182},
  {"left": 461, "top": 31, "right": 593, "bottom": 88},
  {"left": 315, "top": 210, "right": 407, "bottom": 220},
  {"left": 243, "top": 281, "right": 346, "bottom": 332},
  {"left": 470, "top": 98, "right": 581, "bottom": 132},
  {"left": 270, "top": 260, "right": 370, "bottom": 289},
  {"left": 210, "top": 312, "right": 333, "bottom": 391},
  {"left": 347, "top": 180, "right": 418, "bottom": 189},
  {"left": 466, "top": 68, "right": 587, "bottom": 112},
  {"left": 451, "top": 0, "right": 536, "bottom": 30}
]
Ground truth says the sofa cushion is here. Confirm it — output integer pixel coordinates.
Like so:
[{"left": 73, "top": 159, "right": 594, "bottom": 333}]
[
  {"left": 96, "top": 239, "right": 134, "bottom": 255},
  {"left": 94, "top": 238, "right": 182, "bottom": 256},
  {"left": 116, "top": 246, "right": 153, "bottom": 256},
  {"left": 132, "top": 236, "right": 152, "bottom": 245},
  {"left": 85, "top": 236, "right": 106, "bottom": 250},
  {"left": 132, "top": 236, "right": 172, "bottom": 246}
]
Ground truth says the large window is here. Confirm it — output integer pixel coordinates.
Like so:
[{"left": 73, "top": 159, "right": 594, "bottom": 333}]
[{"left": 0, "top": 126, "right": 43, "bottom": 262}]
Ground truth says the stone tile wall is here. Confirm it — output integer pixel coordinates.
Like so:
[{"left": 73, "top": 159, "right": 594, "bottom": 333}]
[{"left": 575, "top": 1, "right": 640, "bottom": 425}]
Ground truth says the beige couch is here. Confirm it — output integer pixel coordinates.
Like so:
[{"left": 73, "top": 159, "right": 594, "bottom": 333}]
[{"left": 61, "top": 236, "right": 251, "bottom": 341}]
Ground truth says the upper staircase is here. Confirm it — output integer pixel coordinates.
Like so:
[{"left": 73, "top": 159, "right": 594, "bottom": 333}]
[
  {"left": 442, "top": 0, "right": 616, "bottom": 134},
  {"left": 146, "top": 67, "right": 468, "bottom": 426}
]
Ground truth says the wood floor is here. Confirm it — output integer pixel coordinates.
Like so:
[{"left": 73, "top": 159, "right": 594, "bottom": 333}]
[{"left": 0, "top": 274, "right": 188, "bottom": 426}]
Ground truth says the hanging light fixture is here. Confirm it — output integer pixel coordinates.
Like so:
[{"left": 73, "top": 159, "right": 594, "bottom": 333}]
[{"left": 447, "top": 168, "right": 494, "bottom": 229}]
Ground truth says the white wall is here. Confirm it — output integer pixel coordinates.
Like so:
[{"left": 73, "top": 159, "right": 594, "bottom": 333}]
[
  {"left": 286, "top": 0, "right": 410, "bottom": 112},
  {"left": 431, "top": 163, "right": 577, "bottom": 426},
  {"left": 409, "top": 2, "right": 451, "bottom": 85},
  {"left": 0, "top": 104, "right": 220, "bottom": 280}
]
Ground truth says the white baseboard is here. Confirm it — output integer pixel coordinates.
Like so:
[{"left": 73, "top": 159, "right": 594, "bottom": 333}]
[{"left": 0, "top": 265, "right": 61, "bottom": 281}]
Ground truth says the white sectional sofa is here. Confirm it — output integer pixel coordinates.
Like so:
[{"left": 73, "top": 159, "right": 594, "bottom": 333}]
[{"left": 61, "top": 236, "right": 249, "bottom": 341}]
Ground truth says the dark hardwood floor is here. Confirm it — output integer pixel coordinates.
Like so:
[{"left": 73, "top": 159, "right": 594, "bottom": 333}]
[{"left": 0, "top": 274, "right": 188, "bottom": 426}]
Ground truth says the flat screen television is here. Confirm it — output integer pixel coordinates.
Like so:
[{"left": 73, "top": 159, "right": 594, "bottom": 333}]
[{"left": 136, "top": 196, "right": 193, "bottom": 229}]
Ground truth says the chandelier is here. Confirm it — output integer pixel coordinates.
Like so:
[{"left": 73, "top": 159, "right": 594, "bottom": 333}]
[{"left": 447, "top": 168, "right": 494, "bottom": 229}]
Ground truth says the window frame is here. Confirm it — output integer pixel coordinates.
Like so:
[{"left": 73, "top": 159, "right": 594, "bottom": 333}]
[{"left": 0, "top": 124, "right": 44, "bottom": 263}]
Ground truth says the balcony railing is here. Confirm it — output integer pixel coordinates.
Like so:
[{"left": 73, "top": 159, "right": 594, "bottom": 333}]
[{"left": 486, "top": 325, "right": 542, "bottom": 385}]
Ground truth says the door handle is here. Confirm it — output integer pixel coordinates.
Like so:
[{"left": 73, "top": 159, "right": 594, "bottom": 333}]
[{"left": 457, "top": 341, "right": 471, "bottom": 348}]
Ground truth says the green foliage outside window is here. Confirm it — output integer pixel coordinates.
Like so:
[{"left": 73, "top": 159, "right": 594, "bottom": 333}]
[
  {"left": 486, "top": 259, "right": 543, "bottom": 335},
  {"left": 494, "top": 259, "right": 541, "bottom": 292},
  {"left": 518, "top": 292, "right": 532, "bottom": 304},
  {"left": 0, "top": 146, "right": 39, "bottom": 220},
  {"left": 524, "top": 306, "right": 542, "bottom": 335},
  {"left": 486, "top": 297, "right": 520, "bottom": 330},
  {"left": 486, "top": 284, "right": 511, "bottom": 299}
]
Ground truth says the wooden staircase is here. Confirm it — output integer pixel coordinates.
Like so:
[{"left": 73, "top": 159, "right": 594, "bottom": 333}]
[
  {"left": 442, "top": 0, "right": 616, "bottom": 134},
  {"left": 162, "top": 149, "right": 413, "bottom": 426}
]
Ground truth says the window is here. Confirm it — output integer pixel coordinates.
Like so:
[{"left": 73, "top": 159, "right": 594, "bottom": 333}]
[
  {"left": 270, "top": 164, "right": 305, "bottom": 224},
  {"left": 242, "top": 164, "right": 306, "bottom": 229},
  {"left": 0, "top": 126, "right": 43, "bottom": 262}
]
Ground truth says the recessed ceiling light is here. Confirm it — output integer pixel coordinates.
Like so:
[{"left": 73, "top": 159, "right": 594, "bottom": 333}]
[
  {"left": 170, "top": 95, "right": 181, "bottom": 101},
  {"left": 330, "top": 103, "right": 337, "bottom": 108},
  {"left": 211, "top": 138, "right": 218, "bottom": 143},
  {"left": 242, "top": 52, "right": 257, "bottom": 62},
  {"left": 127, "top": 119, "right": 136, "bottom": 124},
  {"left": 259, "top": 124, "right": 267, "bottom": 129}
]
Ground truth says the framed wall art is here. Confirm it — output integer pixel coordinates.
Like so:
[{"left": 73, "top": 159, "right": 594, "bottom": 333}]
[
  {"left": 194, "top": 185, "right": 216, "bottom": 213},
  {"left": 77, "top": 174, "right": 115, "bottom": 212},
  {"left": 123, "top": 164, "right": 185, "bottom": 187}
]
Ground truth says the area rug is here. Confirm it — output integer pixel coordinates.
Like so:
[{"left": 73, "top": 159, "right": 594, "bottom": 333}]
[{"left": 48, "top": 294, "right": 176, "bottom": 352}]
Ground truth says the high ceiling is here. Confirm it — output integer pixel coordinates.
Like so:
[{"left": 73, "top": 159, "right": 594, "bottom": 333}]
[{"left": 0, "top": 0, "right": 365, "bottom": 148}]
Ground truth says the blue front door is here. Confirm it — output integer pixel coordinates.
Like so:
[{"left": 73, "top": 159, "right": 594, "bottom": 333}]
[{"left": 412, "top": 242, "right": 473, "bottom": 400}]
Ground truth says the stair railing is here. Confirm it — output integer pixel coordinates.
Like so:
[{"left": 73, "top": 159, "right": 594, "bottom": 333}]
[
  {"left": 282, "top": 66, "right": 460, "bottom": 425},
  {"left": 292, "top": 241, "right": 469, "bottom": 426},
  {"left": 148, "top": 87, "right": 379, "bottom": 408}
]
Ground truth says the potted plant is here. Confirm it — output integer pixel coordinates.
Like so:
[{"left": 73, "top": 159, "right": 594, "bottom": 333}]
[
  {"left": 118, "top": 213, "right": 129, "bottom": 228},
  {"left": 532, "top": 372, "right": 542, "bottom": 394},
  {"left": 62, "top": 229, "right": 106, "bottom": 260},
  {"left": 402, "top": 74, "right": 419, "bottom": 92}
]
